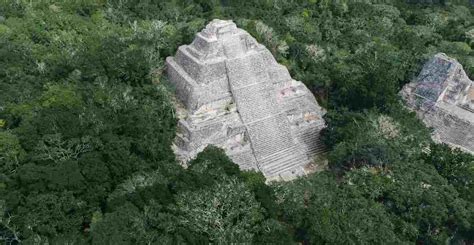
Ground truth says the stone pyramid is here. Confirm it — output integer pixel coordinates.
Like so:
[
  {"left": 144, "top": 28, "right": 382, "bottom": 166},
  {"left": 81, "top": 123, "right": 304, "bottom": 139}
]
[
  {"left": 166, "top": 19, "right": 326, "bottom": 179},
  {"left": 401, "top": 53, "right": 474, "bottom": 153}
]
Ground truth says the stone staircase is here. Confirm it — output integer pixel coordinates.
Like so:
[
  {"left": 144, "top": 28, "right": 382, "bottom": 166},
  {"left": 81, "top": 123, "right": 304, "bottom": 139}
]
[
  {"left": 224, "top": 50, "right": 311, "bottom": 177},
  {"left": 258, "top": 145, "right": 308, "bottom": 176},
  {"left": 232, "top": 85, "right": 279, "bottom": 122},
  {"left": 297, "top": 127, "right": 327, "bottom": 155},
  {"left": 249, "top": 134, "right": 291, "bottom": 157}
]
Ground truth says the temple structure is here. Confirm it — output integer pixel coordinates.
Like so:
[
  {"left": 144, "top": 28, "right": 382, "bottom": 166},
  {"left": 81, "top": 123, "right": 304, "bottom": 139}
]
[
  {"left": 166, "top": 19, "right": 326, "bottom": 180},
  {"left": 401, "top": 53, "right": 474, "bottom": 153}
]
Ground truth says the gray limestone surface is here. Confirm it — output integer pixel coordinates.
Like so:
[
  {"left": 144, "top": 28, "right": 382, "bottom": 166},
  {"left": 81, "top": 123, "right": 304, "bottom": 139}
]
[
  {"left": 401, "top": 53, "right": 474, "bottom": 153},
  {"left": 166, "top": 19, "right": 326, "bottom": 180}
]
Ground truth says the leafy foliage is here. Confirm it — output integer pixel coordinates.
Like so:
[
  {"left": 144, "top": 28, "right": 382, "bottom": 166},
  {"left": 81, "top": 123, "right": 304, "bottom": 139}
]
[
  {"left": 1, "top": 0, "right": 474, "bottom": 244},
  {"left": 424, "top": 144, "right": 474, "bottom": 202},
  {"left": 91, "top": 147, "right": 291, "bottom": 244},
  {"left": 278, "top": 107, "right": 474, "bottom": 243}
]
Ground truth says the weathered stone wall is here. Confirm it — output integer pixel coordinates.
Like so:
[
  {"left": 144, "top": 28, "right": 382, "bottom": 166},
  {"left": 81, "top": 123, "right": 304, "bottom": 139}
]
[{"left": 420, "top": 106, "right": 474, "bottom": 152}]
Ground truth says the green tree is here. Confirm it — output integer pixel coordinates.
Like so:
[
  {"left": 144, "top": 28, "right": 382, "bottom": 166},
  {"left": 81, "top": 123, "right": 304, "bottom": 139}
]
[
  {"left": 424, "top": 144, "right": 474, "bottom": 202},
  {"left": 0, "top": 131, "right": 25, "bottom": 173}
]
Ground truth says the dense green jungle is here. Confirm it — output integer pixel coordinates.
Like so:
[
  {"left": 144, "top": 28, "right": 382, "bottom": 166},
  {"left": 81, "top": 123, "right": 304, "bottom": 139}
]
[{"left": 1, "top": 0, "right": 474, "bottom": 244}]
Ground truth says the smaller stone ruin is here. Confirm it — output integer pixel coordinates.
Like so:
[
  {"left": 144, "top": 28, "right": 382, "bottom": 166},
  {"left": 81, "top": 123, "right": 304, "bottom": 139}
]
[
  {"left": 166, "top": 19, "right": 326, "bottom": 180},
  {"left": 401, "top": 53, "right": 474, "bottom": 153}
]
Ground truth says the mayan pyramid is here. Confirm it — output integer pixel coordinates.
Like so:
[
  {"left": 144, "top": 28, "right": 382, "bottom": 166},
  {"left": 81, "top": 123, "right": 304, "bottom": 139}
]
[
  {"left": 401, "top": 53, "right": 474, "bottom": 153},
  {"left": 166, "top": 19, "right": 326, "bottom": 179}
]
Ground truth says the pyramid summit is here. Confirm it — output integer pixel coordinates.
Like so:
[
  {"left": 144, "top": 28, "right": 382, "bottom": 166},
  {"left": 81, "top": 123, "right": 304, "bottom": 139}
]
[{"left": 166, "top": 19, "right": 326, "bottom": 180}]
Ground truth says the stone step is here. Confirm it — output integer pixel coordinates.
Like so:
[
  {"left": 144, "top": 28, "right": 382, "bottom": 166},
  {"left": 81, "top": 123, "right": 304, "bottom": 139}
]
[
  {"left": 261, "top": 153, "right": 307, "bottom": 176},
  {"left": 232, "top": 86, "right": 280, "bottom": 121},
  {"left": 278, "top": 166, "right": 306, "bottom": 180},
  {"left": 250, "top": 134, "right": 291, "bottom": 157},
  {"left": 297, "top": 129, "right": 327, "bottom": 155},
  {"left": 244, "top": 113, "right": 294, "bottom": 157},
  {"left": 225, "top": 54, "right": 269, "bottom": 90},
  {"left": 166, "top": 57, "right": 199, "bottom": 110},
  {"left": 310, "top": 144, "right": 327, "bottom": 155},
  {"left": 301, "top": 137, "right": 325, "bottom": 154},
  {"left": 255, "top": 140, "right": 288, "bottom": 153},
  {"left": 232, "top": 92, "right": 274, "bottom": 115},
  {"left": 261, "top": 150, "right": 306, "bottom": 170},
  {"left": 175, "top": 46, "right": 201, "bottom": 78},
  {"left": 263, "top": 159, "right": 303, "bottom": 174},
  {"left": 166, "top": 57, "right": 198, "bottom": 87},
  {"left": 252, "top": 130, "right": 289, "bottom": 149},
  {"left": 186, "top": 45, "right": 204, "bottom": 59},
  {"left": 259, "top": 146, "right": 308, "bottom": 175},
  {"left": 259, "top": 146, "right": 299, "bottom": 163},
  {"left": 266, "top": 163, "right": 305, "bottom": 178}
]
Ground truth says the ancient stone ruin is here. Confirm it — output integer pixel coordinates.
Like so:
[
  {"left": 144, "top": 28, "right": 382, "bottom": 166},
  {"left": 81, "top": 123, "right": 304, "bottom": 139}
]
[
  {"left": 166, "top": 19, "right": 326, "bottom": 180},
  {"left": 401, "top": 53, "right": 474, "bottom": 153}
]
